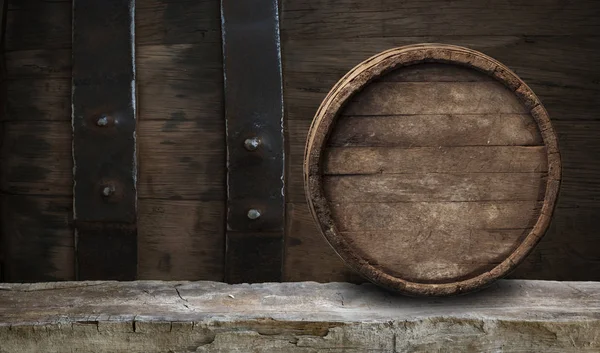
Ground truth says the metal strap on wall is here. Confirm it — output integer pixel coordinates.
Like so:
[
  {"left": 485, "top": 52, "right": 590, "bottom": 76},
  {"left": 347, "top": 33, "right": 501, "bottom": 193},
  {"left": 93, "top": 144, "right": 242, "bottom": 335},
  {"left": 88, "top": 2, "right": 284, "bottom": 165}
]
[
  {"left": 0, "top": 0, "right": 6, "bottom": 282},
  {"left": 221, "top": 0, "right": 285, "bottom": 282},
  {"left": 72, "top": 0, "right": 137, "bottom": 280}
]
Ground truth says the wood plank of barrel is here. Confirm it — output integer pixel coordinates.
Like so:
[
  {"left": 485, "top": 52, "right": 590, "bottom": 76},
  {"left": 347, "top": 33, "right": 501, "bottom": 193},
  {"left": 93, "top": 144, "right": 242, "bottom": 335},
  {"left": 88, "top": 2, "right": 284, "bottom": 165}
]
[{"left": 304, "top": 44, "right": 561, "bottom": 296}]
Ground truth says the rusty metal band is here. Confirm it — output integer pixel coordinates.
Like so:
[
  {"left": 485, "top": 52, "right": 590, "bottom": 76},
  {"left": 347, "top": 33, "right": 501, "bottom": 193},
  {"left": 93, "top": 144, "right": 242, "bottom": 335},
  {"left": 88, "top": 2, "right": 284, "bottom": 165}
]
[
  {"left": 0, "top": 0, "right": 6, "bottom": 282},
  {"left": 221, "top": 0, "right": 285, "bottom": 282},
  {"left": 72, "top": 0, "right": 137, "bottom": 280}
]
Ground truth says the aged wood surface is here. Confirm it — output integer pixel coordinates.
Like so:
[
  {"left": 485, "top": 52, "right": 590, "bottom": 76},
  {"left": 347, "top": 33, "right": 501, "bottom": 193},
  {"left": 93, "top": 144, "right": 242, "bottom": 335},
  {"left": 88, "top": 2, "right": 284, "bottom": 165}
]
[
  {"left": 137, "top": 0, "right": 225, "bottom": 281},
  {"left": 1, "top": 280, "right": 600, "bottom": 352},
  {"left": 304, "top": 45, "right": 559, "bottom": 295},
  {"left": 324, "top": 146, "right": 547, "bottom": 175},
  {"left": 282, "top": 0, "right": 600, "bottom": 38},
  {"left": 324, "top": 174, "right": 546, "bottom": 202},
  {"left": 1, "top": 0, "right": 599, "bottom": 283},
  {"left": 343, "top": 82, "right": 527, "bottom": 115},
  {"left": 282, "top": 1, "right": 600, "bottom": 283},
  {"left": 1, "top": 0, "right": 226, "bottom": 281},
  {"left": 329, "top": 113, "right": 543, "bottom": 147}
]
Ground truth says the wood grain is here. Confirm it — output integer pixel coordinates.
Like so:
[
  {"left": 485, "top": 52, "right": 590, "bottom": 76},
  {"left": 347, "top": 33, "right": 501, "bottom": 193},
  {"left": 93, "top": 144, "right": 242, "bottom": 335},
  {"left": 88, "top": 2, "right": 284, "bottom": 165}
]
[
  {"left": 2, "top": 281, "right": 600, "bottom": 353},
  {"left": 324, "top": 146, "right": 548, "bottom": 175},
  {"left": 343, "top": 228, "right": 529, "bottom": 283},
  {"left": 136, "top": 44, "right": 223, "bottom": 121},
  {"left": 135, "top": 0, "right": 225, "bottom": 280},
  {"left": 330, "top": 114, "right": 542, "bottom": 147},
  {"left": 0, "top": 195, "right": 74, "bottom": 282},
  {"left": 5, "top": 49, "right": 71, "bottom": 79},
  {"left": 324, "top": 174, "right": 546, "bottom": 202},
  {"left": 379, "top": 63, "right": 489, "bottom": 82},
  {"left": 283, "top": 203, "right": 362, "bottom": 283},
  {"left": 0, "top": 121, "right": 72, "bottom": 196},
  {"left": 330, "top": 201, "right": 541, "bottom": 232},
  {"left": 4, "top": 1, "right": 71, "bottom": 51},
  {"left": 138, "top": 199, "right": 225, "bottom": 281},
  {"left": 343, "top": 82, "right": 527, "bottom": 116},
  {"left": 137, "top": 120, "right": 224, "bottom": 201},
  {"left": 136, "top": 0, "right": 221, "bottom": 45},
  {"left": 282, "top": 0, "right": 600, "bottom": 38},
  {"left": 4, "top": 79, "right": 70, "bottom": 121}
]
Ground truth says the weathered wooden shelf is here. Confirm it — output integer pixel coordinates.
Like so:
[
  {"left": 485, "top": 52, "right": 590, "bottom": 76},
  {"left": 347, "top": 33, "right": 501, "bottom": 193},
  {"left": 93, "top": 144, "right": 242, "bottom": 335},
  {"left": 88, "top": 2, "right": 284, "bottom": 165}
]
[{"left": 1, "top": 280, "right": 599, "bottom": 352}]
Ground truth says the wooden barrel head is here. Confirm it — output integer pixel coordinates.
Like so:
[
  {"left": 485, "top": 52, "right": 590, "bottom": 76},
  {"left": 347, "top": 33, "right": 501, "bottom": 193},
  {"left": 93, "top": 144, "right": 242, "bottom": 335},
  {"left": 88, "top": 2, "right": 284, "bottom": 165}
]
[{"left": 304, "top": 44, "right": 561, "bottom": 296}]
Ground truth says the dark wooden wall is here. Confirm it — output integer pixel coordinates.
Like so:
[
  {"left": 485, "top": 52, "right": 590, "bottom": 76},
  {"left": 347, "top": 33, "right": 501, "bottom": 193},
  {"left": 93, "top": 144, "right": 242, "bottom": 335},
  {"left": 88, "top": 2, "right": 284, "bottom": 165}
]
[
  {"left": 280, "top": 0, "right": 600, "bottom": 282},
  {"left": 0, "top": 0, "right": 226, "bottom": 282},
  {"left": 1, "top": 0, "right": 599, "bottom": 282}
]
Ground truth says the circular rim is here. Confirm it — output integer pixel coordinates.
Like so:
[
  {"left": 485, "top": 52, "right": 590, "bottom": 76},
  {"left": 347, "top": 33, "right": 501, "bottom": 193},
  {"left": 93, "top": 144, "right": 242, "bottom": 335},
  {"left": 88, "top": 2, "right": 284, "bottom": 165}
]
[{"left": 304, "top": 44, "right": 561, "bottom": 296}]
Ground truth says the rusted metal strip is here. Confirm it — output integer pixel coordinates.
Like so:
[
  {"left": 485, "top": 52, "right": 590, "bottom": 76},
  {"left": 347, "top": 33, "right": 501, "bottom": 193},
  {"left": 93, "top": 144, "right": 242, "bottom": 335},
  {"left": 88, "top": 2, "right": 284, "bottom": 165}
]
[
  {"left": 221, "top": 0, "right": 285, "bottom": 282},
  {"left": 0, "top": 0, "right": 6, "bottom": 282},
  {"left": 72, "top": 0, "right": 137, "bottom": 280}
]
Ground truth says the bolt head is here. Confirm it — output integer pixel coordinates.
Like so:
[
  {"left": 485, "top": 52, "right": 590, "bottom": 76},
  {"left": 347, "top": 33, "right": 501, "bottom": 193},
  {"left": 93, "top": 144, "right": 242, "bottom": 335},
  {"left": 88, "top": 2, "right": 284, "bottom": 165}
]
[
  {"left": 96, "top": 115, "right": 109, "bottom": 127},
  {"left": 247, "top": 209, "right": 261, "bottom": 220},
  {"left": 102, "top": 185, "right": 115, "bottom": 197},
  {"left": 244, "top": 137, "right": 261, "bottom": 151}
]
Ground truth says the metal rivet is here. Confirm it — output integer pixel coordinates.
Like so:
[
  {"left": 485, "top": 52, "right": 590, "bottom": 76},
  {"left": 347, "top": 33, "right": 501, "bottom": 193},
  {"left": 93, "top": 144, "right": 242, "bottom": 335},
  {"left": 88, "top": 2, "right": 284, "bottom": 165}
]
[
  {"left": 244, "top": 137, "right": 261, "bottom": 151},
  {"left": 247, "top": 209, "right": 261, "bottom": 220},
  {"left": 102, "top": 185, "right": 115, "bottom": 197},
  {"left": 96, "top": 115, "right": 109, "bottom": 127}
]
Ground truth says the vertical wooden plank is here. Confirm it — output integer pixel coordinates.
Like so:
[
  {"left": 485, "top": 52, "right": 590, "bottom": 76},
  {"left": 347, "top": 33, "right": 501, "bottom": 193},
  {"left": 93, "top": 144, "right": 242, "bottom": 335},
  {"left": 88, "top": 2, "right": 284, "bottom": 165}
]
[
  {"left": 221, "top": 0, "right": 285, "bottom": 282},
  {"left": 72, "top": 0, "right": 137, "bottom": 280}
]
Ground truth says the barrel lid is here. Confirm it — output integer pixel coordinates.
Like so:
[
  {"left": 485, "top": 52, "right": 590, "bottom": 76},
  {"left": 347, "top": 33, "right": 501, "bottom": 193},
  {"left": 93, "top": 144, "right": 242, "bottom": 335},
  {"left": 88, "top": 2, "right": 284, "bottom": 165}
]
[{"left": 304, "top": 44, "right": 561, "bottom": 296}]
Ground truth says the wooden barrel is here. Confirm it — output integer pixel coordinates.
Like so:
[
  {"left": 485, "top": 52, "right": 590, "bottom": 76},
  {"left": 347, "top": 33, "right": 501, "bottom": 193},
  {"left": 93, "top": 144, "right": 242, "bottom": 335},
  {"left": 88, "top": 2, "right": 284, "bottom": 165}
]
[{"left": 304, "top": 44, "right": 561, "bottom": 296}]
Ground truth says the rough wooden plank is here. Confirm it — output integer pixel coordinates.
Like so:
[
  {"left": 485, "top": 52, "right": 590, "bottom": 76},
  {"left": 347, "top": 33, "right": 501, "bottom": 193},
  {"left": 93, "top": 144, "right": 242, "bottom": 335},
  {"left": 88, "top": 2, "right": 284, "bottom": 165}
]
[
  {"left": 137, "top": 120, "right": 224, "bottom": 200},
  {"left": 4, "top": 79, "right": 70, "bottom": 121},
  {"left": 342, "top": 228, "right": 528, "bottom": 282},
  {"left": 138, "top": 200, "right": 224, "bottom": 281},
  {"left": 134, "top": 2, "right": 225, "bottom": 281},
  {"left": 283, "top": 36, "right": 600, "bottom": 121},
  {"left": 136, "top": 44, "right": 223, "bottom": 121},
  {"left": 0, "top": 121, "right": 71, "bottom": 196},
  {"left": 1, "top": 281, "right": 600, "bottom": 352},
  {"left": 343, "top": 82, "right": 527, "bottom": 116},
  {"left": 324, "top": 146, "right": 548, "bottom": 175},
  {"left": 330, "top": 114, "right": 542, "bottom": 147},
  {"left": 4, "top": 49, "right": 71, "bottom": 79},
  {"left": 136, "top": 0, "right": 221, "bottom": 45},
  {"left": 282, "top": 0, "right": 600, "bottom": 38},
  {"left": 0, "top": 195, "right": 74, "bottom": 282},
  {"left": 330, "top": 201, "right": 541, "bottom": 232},
  {"left": 283, "top": 203, "right": 363, "bottom": 283},
  {"left": 511, "top": 206, "right": 600, "bottom": 280},
  {"left": 4, "top": 1, "right": 71, "bottom": 51},
  {"left": 324, "top": 173, "right": 546, "bottom": 202}
]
